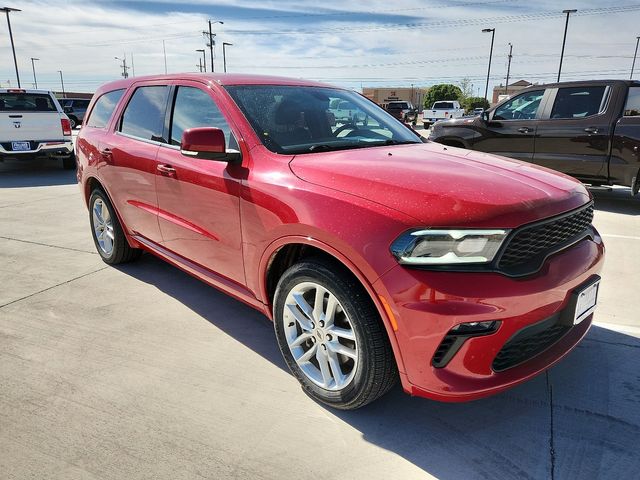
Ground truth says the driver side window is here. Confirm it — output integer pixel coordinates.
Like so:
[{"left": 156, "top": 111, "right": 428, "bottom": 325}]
[{"left": 493, "top": 90, "right": 544, "bottom": 121}]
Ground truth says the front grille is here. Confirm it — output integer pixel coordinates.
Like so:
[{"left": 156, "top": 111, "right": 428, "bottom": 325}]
[
  {"left": 498, "top": 203, "right": 594, "bottom": 272},
  {"left": 492, "top": 323, "right": 570, "bottom": 372}
]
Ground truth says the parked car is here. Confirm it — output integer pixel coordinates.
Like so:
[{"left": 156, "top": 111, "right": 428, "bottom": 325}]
[
  {"left": 0, "top": 88, "right": 74, "bottom": 169},
  {"left": 59, "top": 97, "right": 92, "bottom": 129},
  {"left": 429, "top": 80, "right": 640, "bottom": 194},
  {"left": 329, "top": 98, "right": 359, "bottom": 123},
  {"left": 77, "top": 74, "right": 603, "bottom": 409},
  {"left": 385, "top": 101, "right": 417, "bottom": 124},
  {"left": 472, "top": 107, "right": 485, "bottom": 116},
  {"left": 423, "top": 100, "right": 465, "bottom": 128}
]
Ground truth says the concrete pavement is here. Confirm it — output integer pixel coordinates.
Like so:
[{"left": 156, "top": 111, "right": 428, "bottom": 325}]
[{"left": 0, "top": 158, "right": 639, "bottom": 480}]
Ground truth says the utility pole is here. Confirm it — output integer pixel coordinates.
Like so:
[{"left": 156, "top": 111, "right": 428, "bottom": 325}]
[
  {"left": 482, "top": 28, "right": 495, "bottom": 103},
  {"left": 631, "top": 36, "right": 640, "bottom": 79},
  {"left": 222, "top": 42, "right": 232, "bottom": 73},
  {"left": 196, "top": 49, "right": 206, "bottom": 72},
  {"left": 30, "top": 57, "right": 39, "bottom": 89},
  {"left": 163, "top": 40, "right": 167, "bottom": 74},
  {"left": 558, "top": 9, "right": 577, "bottom": 82},
  {"left": 1, "top": 7, "right": 21, "bottom": 88},
  {"left": 504, "top": 43, "right": 513, "bottom": 95},
  {"left": 130, "top": 53, "right": 135, "bottom": 77},
  {"left": 115, "top": 56, "right": 129, "bottom": 78},
  {"left": 203, "top": 20, "right": 223, "bottom": 72},
  {"left": 57, "top": 70, "right": 65, "bottom": 98}
]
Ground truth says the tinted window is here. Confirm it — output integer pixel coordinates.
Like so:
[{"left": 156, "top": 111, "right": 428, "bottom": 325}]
[
  {"left": 550, "top": 86, "right": 607, "bottom": 119},
  {"left": 0, "top": 93, "right": 57, "bottom": 112},
  {"left": 388, "top": 102, "right": 409, "bottom": 109},
  {"left": 86, "top": 89, "right": 124, "bottom": 128},
  {"left": 493, "top": 90, "right": 544, "bottom": 120},
  {"left": 433, "top": 102, "right": 454, "bottom": 109},
  {"left": 226, "top": 85, "right": 420, "bottom": 154},
  {"left": 120, "top": 86, "right": 170, "bottom": 141},
  {"left": 170, "top": 86, "right": 233, "bottom": 147},
  {"left": 624, "top": 87, "right": 640, "bottom": 117}
]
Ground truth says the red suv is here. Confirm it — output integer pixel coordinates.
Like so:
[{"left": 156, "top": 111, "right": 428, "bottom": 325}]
[{"left": 76, "top": 74, "right": 604, "bottom": 409}]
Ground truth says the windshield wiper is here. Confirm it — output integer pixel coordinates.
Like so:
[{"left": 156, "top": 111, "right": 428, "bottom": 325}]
[{"left": 304, "top": 142, "right": 366, "bottom": 153}]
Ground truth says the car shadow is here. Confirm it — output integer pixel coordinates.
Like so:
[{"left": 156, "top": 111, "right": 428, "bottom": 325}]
[
  {"left": 0, "top": 158, "right": 76, "bottom": 188},
  {"left": 116, "top": 254, "right": 640, "bottom": 479},
  {"left": 590, "top": 187, "right": 640, "bottom": 215}
]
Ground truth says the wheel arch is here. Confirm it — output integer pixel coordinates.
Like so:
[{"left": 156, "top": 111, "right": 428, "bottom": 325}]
[{"left": 260, "top": 236, "right": 407, "bottom": 375}]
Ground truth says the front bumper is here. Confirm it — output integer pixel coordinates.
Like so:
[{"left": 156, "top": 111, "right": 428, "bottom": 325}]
[
  {"left": 0, "top": 140, "right": 73, "bottom": 159},
  {"left": 373, "top": 232, "right": 605, "bottom": 402}
]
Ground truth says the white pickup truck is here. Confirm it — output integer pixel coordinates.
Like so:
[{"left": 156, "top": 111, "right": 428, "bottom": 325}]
[
  {"left": 422, "top": 100, "right": 465, "bottom": 128},
  {"left": 0, "top": 89, "right": 75, "bottom": 169}
]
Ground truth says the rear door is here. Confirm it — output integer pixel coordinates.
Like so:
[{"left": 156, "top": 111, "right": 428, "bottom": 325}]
[
  {"left": 155, "top": 82, "right": 245, "bottom": 286},
  {"left": 532, "top": 85, "right": 613, "bottom": 182},
  {"left": 472, "top": 89, "right": 547, "bottom": 161},
  {"left": 0, "top": 92, "right": 63, "bottom": 149},
  {"left": 99, "top": 83, "right": 170, "bottom": 244}
]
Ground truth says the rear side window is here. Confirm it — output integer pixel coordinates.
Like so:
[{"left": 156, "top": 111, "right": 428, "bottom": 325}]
[
  {"left": 169, "top": 86, "right": 233, "bottom": 147},
  {"left": 624, "top": 87, "right": 640, "bottom": 117},
  {"left": 493, "top": 90, "right": 544, "bottom": 120},
  {"left": 550, "top": 86, "right": 607, "bottom": 119},
  {"left": 0, "top": 93, "right": 57, "bottom": 112},
  {"left": 120, "top": 86, "right": 170, "bottom": 141},
  {"left": 86, "top": 89, "right": 124, "bottom": 128}
]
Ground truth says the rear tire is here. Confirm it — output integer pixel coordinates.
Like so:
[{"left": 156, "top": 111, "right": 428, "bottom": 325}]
[
  {"left": 89, "top": 189, "right": 141, "bottom": 265},
  {"left": 273, "top": 258, "right": 397, "bottom": 410}
]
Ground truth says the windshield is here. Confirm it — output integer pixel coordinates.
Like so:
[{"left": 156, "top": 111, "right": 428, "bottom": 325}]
[{"left": 225, "top": 85, "right": 421, "bottom": 154}]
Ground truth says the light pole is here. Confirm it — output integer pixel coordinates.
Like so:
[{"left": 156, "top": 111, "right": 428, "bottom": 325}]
[
  {"left": 482, "top": 28, "right": 495, "bottom": 103},
  {"left": 196, "top": 49, "right": 206, "bottom": 72},
  {"left": 206, "top": 20, "right": 223, "bottom": 72},
  {"left": 504, "top": 43, "right": 513, "bottom": 95},
  {"left": 222, "top": 42, "right": 232, "bottom": 73},
  {"left": 631, "top": 36, "right": 640, "bottom": 79},
  {"left": 1, "top": 7, "right": 21, "bottom": 88},
  {"left": 57, "top": 70, "right": 65, "bottom": 98},
  {"left": 558, "top": 9, "right": 577, "bottom": 82},
  {"left": 30, "top": 57, "right": 39, "bottom": 89}
]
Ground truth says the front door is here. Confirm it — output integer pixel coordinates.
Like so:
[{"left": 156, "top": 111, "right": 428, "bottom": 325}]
[
  {"left": 533, "top": 85, "right": 612, "bottom": 183},
  {"left": 155, "top": 84, "right": 245, "bottom": 286},
  {"left": 610, "top": 86, "right": 640, "bottom": 189},
  {"left": 473, "top": 89, "right": 546, "bottom": 162}
]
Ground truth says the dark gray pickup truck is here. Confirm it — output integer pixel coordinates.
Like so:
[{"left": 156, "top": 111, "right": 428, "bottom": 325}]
[{"left": 429, "top": 80, "right": 640, "bottom": 194}]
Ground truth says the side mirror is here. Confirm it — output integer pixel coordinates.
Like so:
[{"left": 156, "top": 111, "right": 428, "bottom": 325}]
[
  {"left": 180, "top": 127, "right": 240, "bottom": 163},
  {"left": 482, "top": 111, "right": 491, "bottom": 122}
]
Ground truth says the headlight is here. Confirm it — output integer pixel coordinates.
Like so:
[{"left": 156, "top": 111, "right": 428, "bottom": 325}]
[{"left": 390, "top": 229, "right": 509, "bottom": 265}]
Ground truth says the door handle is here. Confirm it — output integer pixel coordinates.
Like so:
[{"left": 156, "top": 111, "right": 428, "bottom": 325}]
[
  {"left": 584, "top": 127, "right": 599, "bottom": 134},
  {"left": 99, "top": 147, "right": 113, "bottom": 162},
  {"left": 157, "top": 164, "right": 177, "bottom": 177},
  {"left": 517, "top": 127, "right": 532, "bottom": 133}
]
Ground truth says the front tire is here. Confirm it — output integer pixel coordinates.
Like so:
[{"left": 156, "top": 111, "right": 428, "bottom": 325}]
[
  {"left": 274, "top": 258, "right": 397, "bottom": 409},
  {"left": 89, "top": 189, "right": 141, "bottom": 264}
]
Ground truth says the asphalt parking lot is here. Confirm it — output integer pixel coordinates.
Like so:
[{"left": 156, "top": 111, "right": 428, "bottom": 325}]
[{"left": 1, "top": 156, "right": 639, "bottom": 480}]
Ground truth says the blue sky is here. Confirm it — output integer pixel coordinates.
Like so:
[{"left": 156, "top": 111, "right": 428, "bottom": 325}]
[{"left": 1, "top": 0, "right": 638, "bottom": 97}]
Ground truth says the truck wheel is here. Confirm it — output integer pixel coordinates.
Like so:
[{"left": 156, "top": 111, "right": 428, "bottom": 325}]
[
  {"left": 273, "top": 258, "right": 397, "bottom": 410},
  {"left": 62, "top": 154, "right": 76, "bottom": 170},
  {"left": 89, "top": 189, "right": 142, "bottom": 264}
]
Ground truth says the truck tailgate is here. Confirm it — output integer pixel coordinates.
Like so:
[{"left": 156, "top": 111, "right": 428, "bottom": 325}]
[{"left": 0, "top": 112, "right": 63, "bottom": 142}]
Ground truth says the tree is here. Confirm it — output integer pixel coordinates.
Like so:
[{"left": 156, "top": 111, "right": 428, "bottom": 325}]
[
  {"left": 458, "top": 77, "right": 474, "bottom": 103},
  {"left": 461, "top": 96, "right": 490, "bottom": 112},
  {"left": 423, "top": 84, "right": 463, "bottom": 109}
]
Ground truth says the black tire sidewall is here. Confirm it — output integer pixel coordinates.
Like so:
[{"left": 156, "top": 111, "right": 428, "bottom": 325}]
[
  {"left": 273, "top": 261, "right": 379, "bottom": 408},
  {"left": 89, "top": 189, "right": 121, "bottom": 264}
]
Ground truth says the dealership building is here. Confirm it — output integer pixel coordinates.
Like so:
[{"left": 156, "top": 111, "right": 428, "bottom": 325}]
[{"left": 361, "top": 87, "right": 428, "bottom": 111}]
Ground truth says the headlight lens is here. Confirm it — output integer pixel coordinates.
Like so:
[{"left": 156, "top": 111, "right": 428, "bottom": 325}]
[{"left": 390, "top": 229, "right": 509, "bottom": 265}]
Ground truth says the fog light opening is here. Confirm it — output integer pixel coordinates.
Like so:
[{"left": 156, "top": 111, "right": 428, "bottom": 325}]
[{"left": 450, "top": 320, "right": 499, "bottom": 335}]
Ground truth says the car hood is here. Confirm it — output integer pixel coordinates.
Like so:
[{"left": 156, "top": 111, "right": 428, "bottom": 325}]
[{"left": 289, "top": 143, "right": 590, "bottom": 228}]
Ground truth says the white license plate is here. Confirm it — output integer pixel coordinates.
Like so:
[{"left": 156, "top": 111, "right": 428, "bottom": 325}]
[
  {"left": 574, "top": 281, "right": 599, "bottom": 325},
  {"left": 11, "top": 141, "right": 31, "bottom": 151}
]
